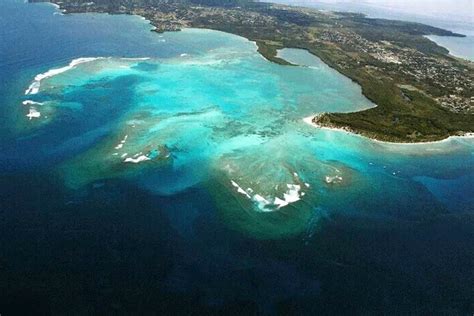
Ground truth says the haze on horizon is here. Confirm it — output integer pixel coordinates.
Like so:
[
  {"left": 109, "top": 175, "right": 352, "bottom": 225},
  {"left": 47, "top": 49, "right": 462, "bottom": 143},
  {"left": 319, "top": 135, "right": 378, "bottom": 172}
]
[{"left": 274, "top": 0, "right": 474, "bottom": 20}]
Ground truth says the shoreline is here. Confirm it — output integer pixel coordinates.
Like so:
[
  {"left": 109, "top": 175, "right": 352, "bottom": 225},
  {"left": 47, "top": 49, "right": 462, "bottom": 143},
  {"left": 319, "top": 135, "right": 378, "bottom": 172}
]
[
  {"left": 35, "top": 0, "right": 474, "bottom": 145},
  {"left": 424, "top": 35, "right": 474, "bottom": 62},
  {"left": 303, "top": 115, "right": 474, "bottom": 146}
]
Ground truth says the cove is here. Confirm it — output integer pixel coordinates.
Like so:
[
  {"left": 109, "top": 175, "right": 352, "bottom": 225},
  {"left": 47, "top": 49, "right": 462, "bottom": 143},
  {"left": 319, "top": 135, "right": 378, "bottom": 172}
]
[{"left": 1, "top": 1, "right": 474, "bottom": 313}]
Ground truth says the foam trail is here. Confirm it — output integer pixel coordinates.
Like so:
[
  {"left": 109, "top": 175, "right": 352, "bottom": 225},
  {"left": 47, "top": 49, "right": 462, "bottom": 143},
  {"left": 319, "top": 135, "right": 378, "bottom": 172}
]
[
  {"left": 115, "top": 135, "right": 128, "bottom": 150},
  {"left": 274, "top": 184, "right": 302, "bottom": 209},
  {"left": 22, "top": 100, "right": 44, "bottom": 106},
  {"left": 25, "top": 57, "right": 103, "bottom": 95},
  {"left": 230, "top": 180, "right": 304, "bottom": 212},
  {"left": 231, "top": 180, "right": 251, "bottom": 198},
  {"left": 124, "top": 155, "right": 150, "bottom": 164},
  {"left": 26, "top": 108, "right": 41, "bottom": 120},
  {"left": 325, "top": 175, "right": 343, "bottom": 184}
]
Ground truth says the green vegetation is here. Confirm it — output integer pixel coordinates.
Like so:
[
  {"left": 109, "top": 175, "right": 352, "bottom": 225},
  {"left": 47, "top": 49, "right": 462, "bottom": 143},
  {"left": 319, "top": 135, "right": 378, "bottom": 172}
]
[
  {"left": 317, "top": 79, "right": 473, "bottom": 142},
  {"left": 256, "top": 41, "right": 294, "bottom": 66},
  {"left": 33, "top": 0, "right": 474, "bottom": 142}
]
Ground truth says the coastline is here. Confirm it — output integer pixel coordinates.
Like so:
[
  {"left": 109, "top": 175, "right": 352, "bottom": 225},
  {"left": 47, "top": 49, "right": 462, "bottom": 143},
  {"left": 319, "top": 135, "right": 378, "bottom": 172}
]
[
  {"left": 303, "top": 115, "right": 474, "bottom": 146},
  {"left": 32, "top": 0, "right": 474, "bottom": 145},
  {"left": 425, "top": 35, "right": 474, "bottom": 62},
  {"left": 4, "top": 3, "right": 474, "bottom": 314}
]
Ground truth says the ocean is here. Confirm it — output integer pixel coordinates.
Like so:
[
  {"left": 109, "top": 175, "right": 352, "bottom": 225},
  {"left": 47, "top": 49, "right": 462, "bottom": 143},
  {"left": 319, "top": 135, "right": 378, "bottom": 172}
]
[
  {"left": 271, "top": 0, "right": 474, "bottom": 61},
  {"left": 0, "top": 0, "right": 473, "bottom": 314}
]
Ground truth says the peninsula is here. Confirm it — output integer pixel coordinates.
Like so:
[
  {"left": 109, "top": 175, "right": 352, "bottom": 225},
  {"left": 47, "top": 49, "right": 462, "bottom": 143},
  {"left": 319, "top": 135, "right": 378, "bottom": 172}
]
[{"left": 31, "top": 0, "right": 474, "bottom": 142}]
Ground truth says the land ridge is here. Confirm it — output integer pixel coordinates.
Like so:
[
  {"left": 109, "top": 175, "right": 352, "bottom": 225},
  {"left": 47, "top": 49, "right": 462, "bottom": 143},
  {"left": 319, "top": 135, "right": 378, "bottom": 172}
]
[{"left": 30, "top": 0, "right": 473, "bottom": 142}]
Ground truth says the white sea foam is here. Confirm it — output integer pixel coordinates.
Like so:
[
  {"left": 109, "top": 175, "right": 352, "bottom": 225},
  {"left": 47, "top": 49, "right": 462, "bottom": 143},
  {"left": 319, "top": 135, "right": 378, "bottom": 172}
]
[
  {"left": 325, "top": 175, "right": 343, "bottom": 184},
  {"left": 274, "top": 184, "right": 302, "bottom": 209},
  {"left": 230, "top": 180, "right": 304, "bottom": 212},
  {"left": 22, "top": 100, "right": 44, "bottom": 106},
  {"left": 25, "top": 57, "right": 102, "bottom": 95},
  {"left": 372, "top": 132, "right": 474, "bottom": 146},
  {"left": 231, "top": 180, "right": 251, "bottom": 198},
  {"left": 26, "top": 108, "right": 41, "bottom": 120},
  {"left": 282, "top": 184, "right": 302, "bottom": 205},
  {"left": 252, "top": 194, "right": 271, "bottom": 210},
  {"left": 303, "top": 115, "right": 349, "bottom": 134},
  {"left": 115, "top": 135, "right": 128, "bottom": 150},
  {"left": 273, "top": 198, "right": 288, "bottom": 208},
  {"left": 25, "top": 82, "right": 40, "bottom": 95},
  {"left": 124, "top": 155, "right": 151, "bottom": 164}
]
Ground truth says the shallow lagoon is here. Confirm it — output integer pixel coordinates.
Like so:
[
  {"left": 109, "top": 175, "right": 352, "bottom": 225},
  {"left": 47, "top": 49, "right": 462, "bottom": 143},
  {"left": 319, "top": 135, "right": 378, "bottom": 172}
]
[
  {"left": 19, "top": 30, "right": 473, "bottom": 238},
  {"left": 1, "top": 0, "right": 473, "bottom": 314}
]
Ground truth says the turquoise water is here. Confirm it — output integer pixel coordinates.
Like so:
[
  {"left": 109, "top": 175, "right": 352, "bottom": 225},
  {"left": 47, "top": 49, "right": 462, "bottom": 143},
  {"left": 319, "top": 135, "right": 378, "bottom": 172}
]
[
  {"left": 1, "top": 0, "right": 474, "bottom": 314},
  {"left": 21, "top": 39, "right": 473, "bottom": 236}
]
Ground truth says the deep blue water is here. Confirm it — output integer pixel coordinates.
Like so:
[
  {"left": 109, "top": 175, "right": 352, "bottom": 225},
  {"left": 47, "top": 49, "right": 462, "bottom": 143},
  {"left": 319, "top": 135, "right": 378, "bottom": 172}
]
[{"left": 0, "top": 1, "right": 473, "bottom": 315}]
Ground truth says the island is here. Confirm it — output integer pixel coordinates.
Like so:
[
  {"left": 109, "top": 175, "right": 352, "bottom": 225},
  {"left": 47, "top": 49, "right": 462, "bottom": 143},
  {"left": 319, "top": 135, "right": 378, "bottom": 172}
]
[{"left": 31, "top": 0, "right": 474, "bottom": 142}]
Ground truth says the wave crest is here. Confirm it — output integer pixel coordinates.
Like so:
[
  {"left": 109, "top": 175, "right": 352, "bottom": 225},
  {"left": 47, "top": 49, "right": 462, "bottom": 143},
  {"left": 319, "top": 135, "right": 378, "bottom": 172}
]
[{"left": 25, "top": 57, "right": 103, "bottom": 95}]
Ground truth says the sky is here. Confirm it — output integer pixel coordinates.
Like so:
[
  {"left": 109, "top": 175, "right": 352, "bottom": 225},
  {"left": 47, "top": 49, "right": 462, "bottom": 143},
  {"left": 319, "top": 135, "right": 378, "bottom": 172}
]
[{"left": 276, "top": 0, "right": 474, "bottom": 20}]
